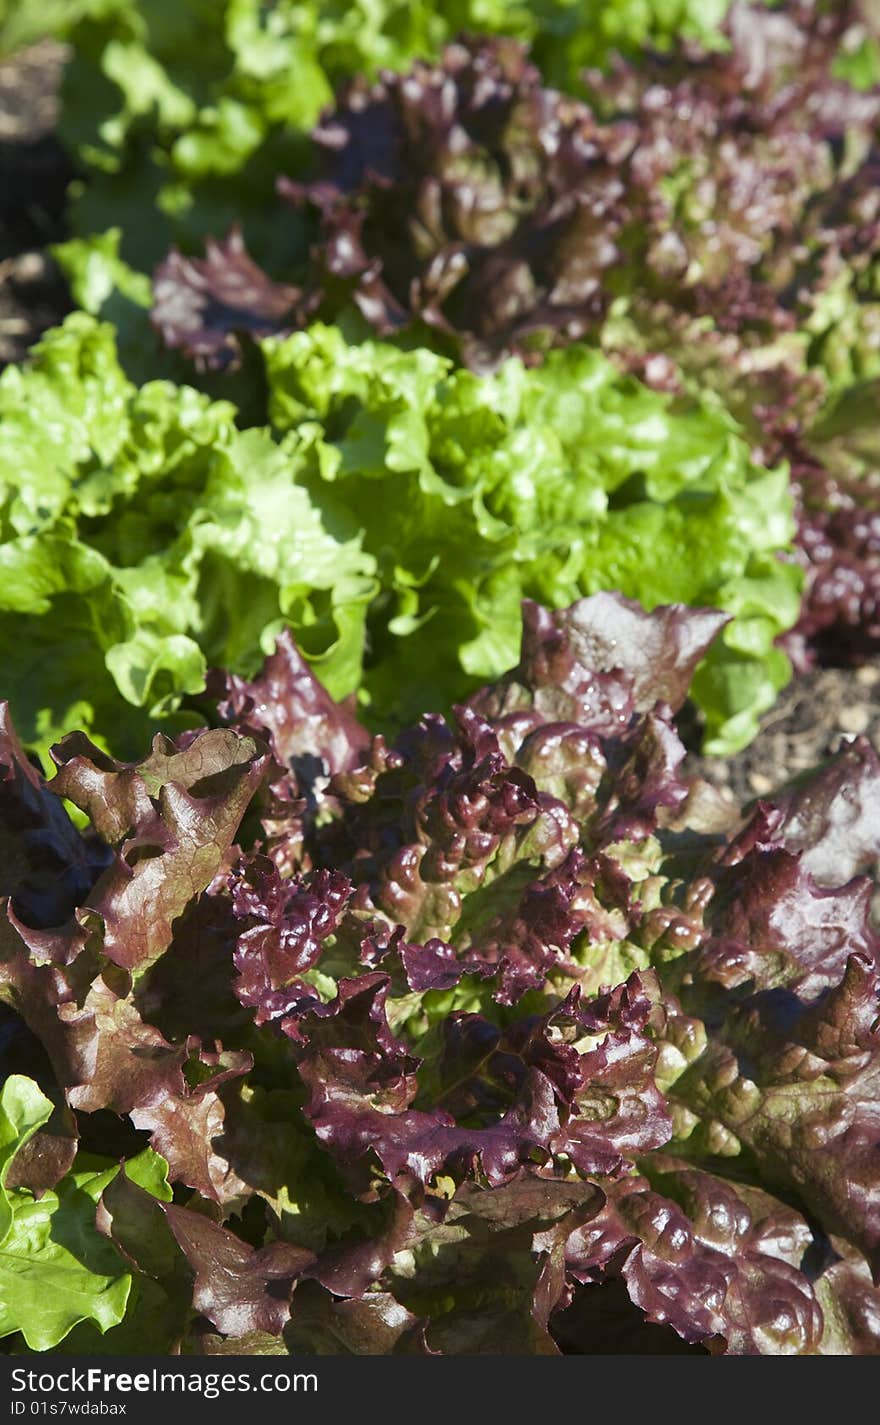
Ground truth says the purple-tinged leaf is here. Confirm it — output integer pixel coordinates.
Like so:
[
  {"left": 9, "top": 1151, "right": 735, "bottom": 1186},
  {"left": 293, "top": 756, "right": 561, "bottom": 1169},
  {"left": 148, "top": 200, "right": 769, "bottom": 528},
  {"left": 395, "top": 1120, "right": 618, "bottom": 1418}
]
[
  {"left": 0, "top": 703, "right": 109, "bottom": 929},
  {"left": 209, "top": 628, "right": 369, "bottom": 783},
  {"left": 131, "top": 1048, "right": 253, "bottom": 1207},
  {"left": 677, "top": 953, "right": 880, "bottom": 1278},
  {"left": 470, "top": 595, "right": 729, "bottom": 734},
  {"left": 232, "top": 859, "right": 352, "bottom": 1026},
  {"left": 768, "top": 737, "right": 880, "bottom": 885},
  {"left": 52, "top": 729, "right": 268, "bottom": 970},
  {"left": 152, "top": 227, "right": 305, "bottom": 372},
  {"left": 164, "top": 1202, "right": 315, "bottom": 1336},
  {"left": 700, "top": 846, "right": 879, "bottom": 998},
  {"left": 563, "top": 1166, "right": 824, "bottom": 1354}
]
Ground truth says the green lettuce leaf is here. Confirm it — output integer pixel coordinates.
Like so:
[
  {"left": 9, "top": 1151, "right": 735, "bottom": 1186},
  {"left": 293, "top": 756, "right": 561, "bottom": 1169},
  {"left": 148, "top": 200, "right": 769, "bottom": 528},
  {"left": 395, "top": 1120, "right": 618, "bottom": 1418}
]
[
  {"left": 0, "top": 312, "right": 796, "bottom": 766},
  {"left": 264, "top": 326, "right": 800, "bottom": 752},
  {"left": 0, "top": 1075, "right": 53, "bottom": 1242},
  {"left": 0, "top": 1073, "right": 172, "bottom": 1351},
  {"left": 0, "top": 315, "right": 375, "bottom": 768}
]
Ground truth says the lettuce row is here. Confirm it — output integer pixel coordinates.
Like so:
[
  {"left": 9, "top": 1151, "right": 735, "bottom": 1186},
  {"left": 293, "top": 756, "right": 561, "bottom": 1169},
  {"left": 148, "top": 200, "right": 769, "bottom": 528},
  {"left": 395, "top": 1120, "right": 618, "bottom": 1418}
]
[
  {"left": 0, "top": 313, "right": 797, "bottom": 768},
  {"left": 1, "top": 594, "right": 879, "bottom": 1354},
  {"left": 38, "top": 0, "right": 746, "bottom": 267}
]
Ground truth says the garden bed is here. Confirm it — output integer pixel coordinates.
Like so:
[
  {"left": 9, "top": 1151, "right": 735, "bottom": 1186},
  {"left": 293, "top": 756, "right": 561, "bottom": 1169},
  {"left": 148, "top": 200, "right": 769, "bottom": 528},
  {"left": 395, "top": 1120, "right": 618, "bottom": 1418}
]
[
  {"left": 2, "top": 38, "right": 878, "bottom": 808},
  {"left": 1, "top": 9, "right": 879, "bottom": 1360}
]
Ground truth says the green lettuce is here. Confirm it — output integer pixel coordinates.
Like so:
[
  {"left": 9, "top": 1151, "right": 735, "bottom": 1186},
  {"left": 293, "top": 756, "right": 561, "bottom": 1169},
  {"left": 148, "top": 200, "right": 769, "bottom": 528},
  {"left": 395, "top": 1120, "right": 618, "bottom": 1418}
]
[
  {"left": 0, "top": 0, "right": 86, "bottom": 55},
  {"left": 0, "top": 1074, "right": 172, "bottom": 1351},
  {"left": 0, "top": 314, "right": 797, "bottom": 766},
  {"left": 263, "top": 324, "right": 800, "bottom": 753}
]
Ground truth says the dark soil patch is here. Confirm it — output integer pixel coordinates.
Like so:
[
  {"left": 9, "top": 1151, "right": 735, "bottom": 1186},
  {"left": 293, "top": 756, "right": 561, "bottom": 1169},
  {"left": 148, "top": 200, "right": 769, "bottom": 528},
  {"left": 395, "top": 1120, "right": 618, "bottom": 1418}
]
[{"left": 0, "top": 39, "right": 72, "bottom": 366}]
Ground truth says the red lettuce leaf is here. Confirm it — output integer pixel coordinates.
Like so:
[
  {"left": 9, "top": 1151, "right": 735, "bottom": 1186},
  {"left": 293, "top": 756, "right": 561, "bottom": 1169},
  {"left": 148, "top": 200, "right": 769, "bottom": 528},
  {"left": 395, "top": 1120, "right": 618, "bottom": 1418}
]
[
  {"left": 163, "top": 1203, "right": 315, "bottom": 1336},
  {"left": 152, "top": 228, "right": 304, "bottom": 372}
]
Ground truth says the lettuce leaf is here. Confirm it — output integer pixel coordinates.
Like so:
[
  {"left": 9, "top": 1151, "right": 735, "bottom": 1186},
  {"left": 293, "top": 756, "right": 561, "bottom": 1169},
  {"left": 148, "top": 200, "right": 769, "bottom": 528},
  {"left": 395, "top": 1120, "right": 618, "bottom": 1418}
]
[
  {"left": 263, "top": 324, "right": 800, "bottom": 753},
  {"left": 0, "top": 1073, "right": 172, "bottom": 1351},
  {"left": 0, "top": 312, "right": 796, "bottom": 764},
  {"left": 0, "top": 314, "right": 375, "bottom": 769}
]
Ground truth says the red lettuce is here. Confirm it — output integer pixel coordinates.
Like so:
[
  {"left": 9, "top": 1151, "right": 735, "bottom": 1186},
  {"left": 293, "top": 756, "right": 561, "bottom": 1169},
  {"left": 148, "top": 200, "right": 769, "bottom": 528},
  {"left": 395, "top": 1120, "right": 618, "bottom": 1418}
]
[{"left": 1, "top": 593, "right": 879, "bottom": 1355}]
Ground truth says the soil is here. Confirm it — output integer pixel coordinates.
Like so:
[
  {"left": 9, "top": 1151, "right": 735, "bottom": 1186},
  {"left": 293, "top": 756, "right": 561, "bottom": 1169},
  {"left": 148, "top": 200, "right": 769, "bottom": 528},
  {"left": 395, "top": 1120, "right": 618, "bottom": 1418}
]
[
  {"left": 0, "top": 39, "right": 72, "bottom": 366},
  {"left": 685, "top": 661, "right": 880, "bottom": 806},
  {"left": 1, "top": 41, "right": 879, "bottom": 809}
]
